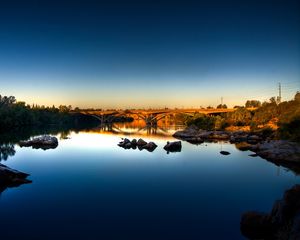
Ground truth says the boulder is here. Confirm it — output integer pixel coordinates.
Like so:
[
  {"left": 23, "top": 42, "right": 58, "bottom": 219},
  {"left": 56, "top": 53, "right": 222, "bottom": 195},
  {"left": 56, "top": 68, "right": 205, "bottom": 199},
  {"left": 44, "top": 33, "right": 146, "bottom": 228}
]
[
  {"left": 220, "top": 151, "right": 230, "bottom": 155},
  {"left": 118, "top": 138, "right": 157, "bottom": 152},
  {"left": 230, "top": 131, "right": 249, "bottom": 143},
  {"left": 137, "top": 138, "right": 147, "bottom": 146},
  {"left": 142, "top": 142, "right": 157, "bottom": 152},
  {"left": 241, "top": 184, "right": 300, "bottom": 239},
  {"left": 174, "top": 128, "right": 231, "bottom": 142},
  {"left": 19, "top": 135, "right": 58, "bottom": 150},
  {"left": 124, "top": 142, "right": 132, "bottom": 149},
  {"left": 164, "top": 141, "right": 182, "bottom": 153},
  {"left": 186, "top": 137, "right": 204, "bottom": 144},
  {"left": 0, "top": 163, "right": 31, "bottom": 187},
  {"left": 248, "top": 153, "right": 258, "bottom": 157},
  {"left": 173, "top": 125, "right": 199, "bottom": 139},
  {"left": 131, "top": 139, "right": 137, "bottom": 147},
  {"left": 208, "top": 132, "right": 230, "bottom": 140},
  {"left": 247, "top": 135, "right": 262, "bottom": 144},
  {"left": 235, "top": 142, "right": 252, "bottom": 151},
  {"left": 118, "top": 138, "right": 130, "bottom": 147}
]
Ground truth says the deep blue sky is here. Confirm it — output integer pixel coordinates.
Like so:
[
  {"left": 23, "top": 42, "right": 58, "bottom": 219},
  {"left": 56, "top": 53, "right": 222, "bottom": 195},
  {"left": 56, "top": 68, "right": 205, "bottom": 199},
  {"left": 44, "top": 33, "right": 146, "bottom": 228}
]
[{"left": 0, "top": 0, "right": 299, "bottom": 108}]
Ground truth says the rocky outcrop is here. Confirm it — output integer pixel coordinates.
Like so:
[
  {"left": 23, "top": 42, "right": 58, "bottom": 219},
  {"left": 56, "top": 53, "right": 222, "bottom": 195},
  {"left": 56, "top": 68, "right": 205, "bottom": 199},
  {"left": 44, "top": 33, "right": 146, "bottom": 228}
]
[
  {"left": 19, "top": 135, "right": 58, "bottom": 150},
  {"left": 241, "top": 184, "right": 300, "bottom": 239},
  {"left": 174, "top": 127, "right": 300, "bottom": 168},
  {"left": 118, "top": 138, "right": 157, "bottom": 152},
  {"left": 173, "top": 126, "right": 267, "bottom": 144},
  {"left": 173, "top": 127, "right": 231, "bottom": 142},
  {"left": 163, "top": 141, "right": 182, "bottom": 153},
  {"left": 0, "top": 163, "right": 31, "bottom": 194},
  {"left": 235, "top": 142, "right": 252, "bottom": 151},
  {"left": 248, "top": 140, "right": 300, "bottom": 164},
  {"left": 173, "top": 125, "right": 199, "bottom": 139}
]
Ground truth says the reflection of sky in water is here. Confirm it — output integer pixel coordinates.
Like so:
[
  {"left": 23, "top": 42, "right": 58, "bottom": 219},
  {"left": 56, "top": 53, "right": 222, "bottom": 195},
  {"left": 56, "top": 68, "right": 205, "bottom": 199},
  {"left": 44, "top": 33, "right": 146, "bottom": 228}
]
[{"left": 1, "top": 131, "right": 299, "bottom": 239}]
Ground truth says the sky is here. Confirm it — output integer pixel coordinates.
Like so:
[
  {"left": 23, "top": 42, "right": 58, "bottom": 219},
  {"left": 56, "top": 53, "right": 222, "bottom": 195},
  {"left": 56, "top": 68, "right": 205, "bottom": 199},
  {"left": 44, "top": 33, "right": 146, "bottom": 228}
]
[{"left": 0, "top": 0, "right": 299, "bottom": 108}]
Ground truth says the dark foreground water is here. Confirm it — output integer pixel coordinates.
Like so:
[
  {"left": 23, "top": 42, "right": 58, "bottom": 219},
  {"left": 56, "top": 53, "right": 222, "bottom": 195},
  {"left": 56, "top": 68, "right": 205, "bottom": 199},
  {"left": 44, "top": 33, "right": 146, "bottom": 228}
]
[{"left": 0, "top": 123, "right": 299, "bottom": 239}]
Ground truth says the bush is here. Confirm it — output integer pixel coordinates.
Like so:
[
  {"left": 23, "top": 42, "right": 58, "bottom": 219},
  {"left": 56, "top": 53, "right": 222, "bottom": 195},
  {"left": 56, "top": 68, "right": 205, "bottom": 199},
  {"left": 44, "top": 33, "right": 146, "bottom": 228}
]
[{"left": 278, "top": 117, "right": 300, "bottom": 142}]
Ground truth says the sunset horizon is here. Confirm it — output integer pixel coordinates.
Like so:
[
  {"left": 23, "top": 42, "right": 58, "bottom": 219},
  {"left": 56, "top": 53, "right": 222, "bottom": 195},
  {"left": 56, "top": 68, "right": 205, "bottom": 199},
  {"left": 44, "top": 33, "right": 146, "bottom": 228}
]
[
  {"left": 1, "top": 0, "right": 299, "bottom": 109},
  {"left": 1, "top": 1, "right": 300, "bottom": 239}
]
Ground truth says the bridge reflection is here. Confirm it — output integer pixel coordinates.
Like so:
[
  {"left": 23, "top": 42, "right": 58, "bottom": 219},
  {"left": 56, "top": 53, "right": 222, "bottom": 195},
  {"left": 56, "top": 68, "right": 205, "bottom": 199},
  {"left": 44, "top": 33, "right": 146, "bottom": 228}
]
[{"left": 85, "top": 120, "right": 185, "bottom": 138}]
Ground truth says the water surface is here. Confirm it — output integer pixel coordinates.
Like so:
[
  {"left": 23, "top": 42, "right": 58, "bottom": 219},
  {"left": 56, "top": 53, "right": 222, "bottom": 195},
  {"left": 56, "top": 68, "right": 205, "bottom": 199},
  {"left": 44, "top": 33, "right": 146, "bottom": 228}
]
[{"left": 0, "top": 123, "right": 299, "bottom": 239}]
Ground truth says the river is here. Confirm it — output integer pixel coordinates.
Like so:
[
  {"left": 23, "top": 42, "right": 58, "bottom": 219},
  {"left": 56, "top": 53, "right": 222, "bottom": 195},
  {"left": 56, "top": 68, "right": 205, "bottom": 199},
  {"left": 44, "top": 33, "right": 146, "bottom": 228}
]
[{"left": 0, "top": 121, "right": 299, "bottom": 239}]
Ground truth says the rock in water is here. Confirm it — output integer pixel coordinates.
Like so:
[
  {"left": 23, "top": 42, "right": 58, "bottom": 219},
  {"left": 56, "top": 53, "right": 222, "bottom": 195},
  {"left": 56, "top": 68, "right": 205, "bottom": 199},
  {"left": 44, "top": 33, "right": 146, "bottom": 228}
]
[
  {"left": 19, "top": 135, "right": 58, "bottom": 150},
  {"left": 131, "top": 139, "right": 137, "bottom": 147},
  {"left": 142, "top": 142, "right": 157, "bottom": 152},
  {"left": 164, "top": 141, "right": 182, "bottom": 153},
  {"left": 118, "top": 138, "right": 130, "bottom": 147},
  {"left": 220, "top": 151, "right": 230, "bottom": 155},
  {"left": 137, "top": 138, "right": 147, "bottom": 146},
  {"left": 0, "top": 163, "right": 31, "bottom": 187},
  {"left": 118, "top": 138, "right": 157, "bottom": 152}
]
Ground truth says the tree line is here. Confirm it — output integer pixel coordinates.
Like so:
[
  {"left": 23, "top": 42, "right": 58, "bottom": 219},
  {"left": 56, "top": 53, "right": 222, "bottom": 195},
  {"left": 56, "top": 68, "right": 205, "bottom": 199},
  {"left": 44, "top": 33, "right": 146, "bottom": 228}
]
[
  {"left": 184, "top": 92, "right": 300, "bottom": 141},
  {"left": 0, "top": 95, "right": 81, "bottom": 132}
]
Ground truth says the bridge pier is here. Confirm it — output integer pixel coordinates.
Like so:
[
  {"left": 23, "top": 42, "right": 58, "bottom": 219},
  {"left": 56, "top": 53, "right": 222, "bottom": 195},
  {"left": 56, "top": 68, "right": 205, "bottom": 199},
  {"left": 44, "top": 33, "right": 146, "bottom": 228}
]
[{"left": 145, "top": 115, "right": 158, "bottom": 127}]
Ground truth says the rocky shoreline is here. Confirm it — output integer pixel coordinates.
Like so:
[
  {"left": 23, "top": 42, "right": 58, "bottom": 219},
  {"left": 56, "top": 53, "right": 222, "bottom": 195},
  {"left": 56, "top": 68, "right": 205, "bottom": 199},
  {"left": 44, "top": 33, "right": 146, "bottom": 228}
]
[
  {"left": 173, "top": 126, "right": 300, "bottom": 167},
  {"left": 241, "top": 184, "right": 300, "bottom": 239},
  {"left": 0, "top": 163, "right": 31, "bottom": 193}
]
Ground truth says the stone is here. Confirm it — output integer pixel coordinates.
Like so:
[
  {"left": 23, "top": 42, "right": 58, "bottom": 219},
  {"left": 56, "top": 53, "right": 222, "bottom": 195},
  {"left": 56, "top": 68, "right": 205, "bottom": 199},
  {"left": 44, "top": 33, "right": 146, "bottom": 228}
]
[
  {"left": 173, "top": 125, "right": 199, "bottom": 139},
  {"left": 131, "top": 139, "right": 137, "bottom": 146},
  {"left": 163, "top": 141, "right": 182, "bottom": 152},
  {"left": 118, "top": 138, "right": 130, "bottom": 147},
  {"left": 249, "top": 153, "right": 258, "bottom": 157},
  {"left": 220, "top": 151, "right": 230, "bottom": 155},
  {"left": 137, "top": 138, "right": 147, "bottom": 146},
  {"left": 19, "top": 135, "right": 58, "bottom": 150},
  {"left": 186, "top": 137, "right": 204, "bottom": 144},
  {"left": 0, "top": 163, "right": 31, "bottom": 188},
  {"left": 235, "top": 142, "right": 252, "bottom": 151},
  {"left": 142, "top": 142, "right": 157, "bottom": 152}
]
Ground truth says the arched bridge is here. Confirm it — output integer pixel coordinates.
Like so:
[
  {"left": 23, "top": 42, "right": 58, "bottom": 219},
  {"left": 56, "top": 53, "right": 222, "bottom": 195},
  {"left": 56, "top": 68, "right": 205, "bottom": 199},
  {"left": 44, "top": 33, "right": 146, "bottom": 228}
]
[{"left": 77, "top": 108, "right": 235, "bottom": 126}]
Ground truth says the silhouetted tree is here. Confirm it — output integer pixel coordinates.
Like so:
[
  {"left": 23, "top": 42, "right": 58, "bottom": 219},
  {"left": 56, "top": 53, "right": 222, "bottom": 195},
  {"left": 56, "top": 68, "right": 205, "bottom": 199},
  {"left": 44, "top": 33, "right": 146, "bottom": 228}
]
[
  {"left": 217, "top": 104, "right": 227, "bottom": 109},
  {"left": 245, "top": 100, "right": 261, "bottom": 108}
]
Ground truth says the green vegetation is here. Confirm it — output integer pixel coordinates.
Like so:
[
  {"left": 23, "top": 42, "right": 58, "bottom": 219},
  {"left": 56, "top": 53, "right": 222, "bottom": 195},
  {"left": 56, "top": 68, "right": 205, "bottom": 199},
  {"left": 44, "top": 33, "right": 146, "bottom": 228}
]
[
  {"left": 185, "top": 92, "right": 300, "bottom": 142},
  {"left": 185, "top": 113, "right": 217, "bottom": 130},
  {"left": 0, "top": 94, "right": 98, "bottom": 132}
]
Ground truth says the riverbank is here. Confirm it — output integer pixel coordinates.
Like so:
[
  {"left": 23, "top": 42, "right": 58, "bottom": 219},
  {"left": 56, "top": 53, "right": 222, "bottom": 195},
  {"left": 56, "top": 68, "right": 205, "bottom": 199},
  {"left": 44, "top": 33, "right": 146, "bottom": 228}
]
[
  {"left": 241, "top": 184, "right": 300, "bottom": 239},
  {"left": 174, "top": 126, "right": 300, "bottom": 170}
]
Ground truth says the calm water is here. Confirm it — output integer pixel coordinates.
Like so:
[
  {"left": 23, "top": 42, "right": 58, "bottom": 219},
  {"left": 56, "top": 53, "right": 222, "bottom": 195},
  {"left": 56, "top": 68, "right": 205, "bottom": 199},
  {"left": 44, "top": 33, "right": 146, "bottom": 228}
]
[{"left": 0, "top": 122, "right": 299, "bottom": 239}]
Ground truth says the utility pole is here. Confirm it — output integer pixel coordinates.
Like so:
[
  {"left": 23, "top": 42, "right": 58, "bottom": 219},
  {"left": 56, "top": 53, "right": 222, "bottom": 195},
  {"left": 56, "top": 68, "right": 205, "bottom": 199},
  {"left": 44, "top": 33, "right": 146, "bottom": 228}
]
[
  {"left": 278, "top": 82, "right": 281, "bottom": 103},
  {"left": 221, "top": 97, "right": 223, "bottom": 107}
]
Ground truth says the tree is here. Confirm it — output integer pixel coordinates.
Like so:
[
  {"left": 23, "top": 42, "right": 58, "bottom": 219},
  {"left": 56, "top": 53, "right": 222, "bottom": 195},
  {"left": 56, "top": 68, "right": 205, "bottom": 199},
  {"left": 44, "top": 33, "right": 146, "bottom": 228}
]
[
  {"left": 269, "top": 97, "right": 277, "bottom": 104},
  {"left": 245, "top": 100, "right": 261, "bottom": 108},
  {"left": 226, "top": 107, "right": 252, "bottom": 126},
  {"left": 294, "top": 91, "right": 300, "bottom": 102},
  {"left": 217, "top": 104, "right": 228, "bottom": 109}
]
